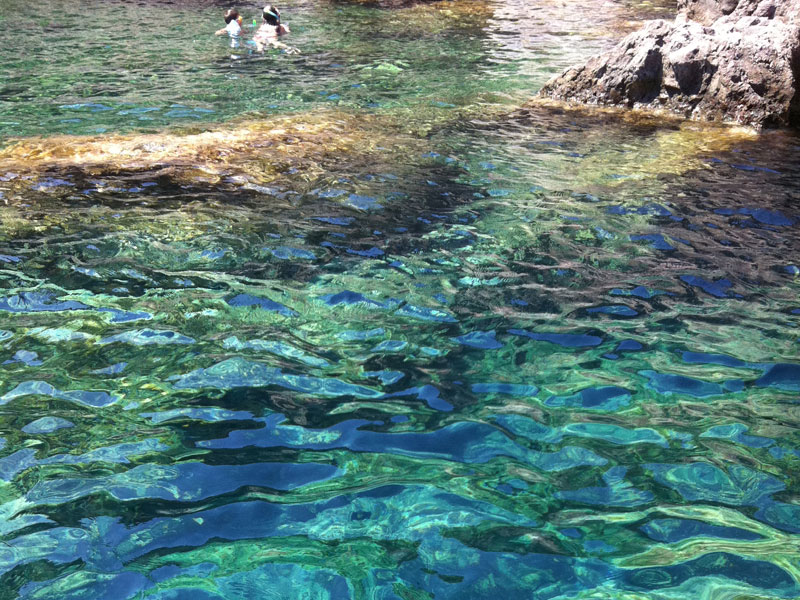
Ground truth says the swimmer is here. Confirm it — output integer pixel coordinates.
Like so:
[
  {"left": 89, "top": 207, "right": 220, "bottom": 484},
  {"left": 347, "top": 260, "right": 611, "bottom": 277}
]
[
  {"left": 215, "top": 9, "right": 243, "bottom": 47},
  {"left": 253, "top": 5, "right": 299, "bottom": 54}
]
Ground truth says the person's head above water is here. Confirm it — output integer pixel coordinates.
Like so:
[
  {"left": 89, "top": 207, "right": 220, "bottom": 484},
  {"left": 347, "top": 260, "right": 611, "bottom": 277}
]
[
  {"left": 262, "top": 5, "right": 281, "bottom": 26},
  {"left": 224, "top": 9, "right": 241, "bottom": 24},
  {"left": 253, "top": 3, "right": 294, "bottom": 50}
]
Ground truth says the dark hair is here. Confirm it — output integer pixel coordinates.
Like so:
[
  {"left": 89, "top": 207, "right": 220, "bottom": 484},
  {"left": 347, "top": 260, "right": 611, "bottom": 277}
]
[
  {"left": 224, "top": 9, "right": 239, "bottom": 24},
  {"left": 262, "top": 5, "right": 281, "bottom": 27}
]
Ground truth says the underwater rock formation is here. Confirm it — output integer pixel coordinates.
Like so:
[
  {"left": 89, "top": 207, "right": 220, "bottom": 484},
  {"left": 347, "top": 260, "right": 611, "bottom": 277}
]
[{"left": 538, "top": 0, "right": 800, "bottom": 129}]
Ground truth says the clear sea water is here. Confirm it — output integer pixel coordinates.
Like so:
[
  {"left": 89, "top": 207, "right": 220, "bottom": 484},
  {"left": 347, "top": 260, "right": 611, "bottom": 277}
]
[{"left": 0, "top": 1, "right": 799, "bottom": 599}]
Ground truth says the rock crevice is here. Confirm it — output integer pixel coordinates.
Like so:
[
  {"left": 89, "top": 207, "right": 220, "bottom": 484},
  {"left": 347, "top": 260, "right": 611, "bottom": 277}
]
[{"left": 538, "top": 0, "right": 800, "bottom": 129}]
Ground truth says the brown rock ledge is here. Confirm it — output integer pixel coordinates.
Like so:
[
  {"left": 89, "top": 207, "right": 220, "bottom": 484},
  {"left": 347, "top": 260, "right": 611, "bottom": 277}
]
[{"left": 538, "top": 0, "right": 800, "bottom": 129}]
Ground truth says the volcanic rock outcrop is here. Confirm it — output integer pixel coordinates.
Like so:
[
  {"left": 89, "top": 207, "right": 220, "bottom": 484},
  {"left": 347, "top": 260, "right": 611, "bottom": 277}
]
[{"left": 538, "top": 0, "right": 800, "bottom": 129}]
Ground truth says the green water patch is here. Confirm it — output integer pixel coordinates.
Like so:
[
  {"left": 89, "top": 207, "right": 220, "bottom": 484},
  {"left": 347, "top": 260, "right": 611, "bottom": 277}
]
[{"left": 0, "top": 0, "right": 675, "bottom": 141}]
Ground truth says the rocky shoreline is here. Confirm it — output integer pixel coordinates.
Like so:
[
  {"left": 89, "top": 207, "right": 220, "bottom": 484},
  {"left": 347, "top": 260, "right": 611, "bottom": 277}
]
[{"left": 538, "top": 0, "right": 800, "bottom": 130}]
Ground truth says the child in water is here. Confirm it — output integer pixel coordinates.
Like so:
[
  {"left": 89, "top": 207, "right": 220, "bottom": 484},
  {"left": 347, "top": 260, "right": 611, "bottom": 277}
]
[
  {"left": 215, "top": 9, "right": 243, "bottom": 47},
  {"left": 253, "top": 5, "right": 299, "bottom": 54}
]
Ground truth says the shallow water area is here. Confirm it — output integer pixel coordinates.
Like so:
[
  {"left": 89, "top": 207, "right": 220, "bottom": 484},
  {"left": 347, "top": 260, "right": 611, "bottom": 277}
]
[
  {"left": 0, "top": 0, "right": 674, "bottom": 139},
  {"left": 1, "top": 1, "right": 799, "bottom": 599}
]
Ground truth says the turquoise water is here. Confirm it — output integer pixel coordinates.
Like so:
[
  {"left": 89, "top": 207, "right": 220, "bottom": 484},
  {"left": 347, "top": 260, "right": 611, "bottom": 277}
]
[{"left": 1, "top": 1, "right": 799, "bottom": 599}]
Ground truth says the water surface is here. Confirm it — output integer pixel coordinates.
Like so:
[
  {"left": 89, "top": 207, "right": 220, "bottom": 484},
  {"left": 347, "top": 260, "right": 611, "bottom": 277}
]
[{"left": 1, "top": 1, "right": 799, "bottom": 599}]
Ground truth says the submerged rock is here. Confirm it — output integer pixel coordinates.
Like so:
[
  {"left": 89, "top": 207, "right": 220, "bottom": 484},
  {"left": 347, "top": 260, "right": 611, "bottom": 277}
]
[{"left": 538, "top": 0, "right": 800, "bottom": 129}]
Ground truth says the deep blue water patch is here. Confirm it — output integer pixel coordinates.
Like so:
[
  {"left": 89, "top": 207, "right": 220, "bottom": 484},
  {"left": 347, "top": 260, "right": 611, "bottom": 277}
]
[
  {"left": 320, "top": 291, "right": 390, "bottom": 309},
  {"left": 640, "top": 370, "right": 727, "bottom": 398},
  {"left": 386, "top": 385, "right": 453, "bottom": 411},
  {"left": 680, "top": 351, "right": 762, "bottom": 370},
  {"left": 509, "top": 329, "right": 602, "bottom": 347},
  {"left": 227, "top": 294, "right": 298, "bottom": 317},
  {"left": 362, "top": 370, "right": 405, "bottom": 385},
  {"left": 544, "top": 386, "right": 632, "bottom": 411},
  {"left": 680, "top": 276, "right": 741, "bottom": 298},
  {"left": 616, "top": 340, "right": 643, "bottom": 352},
  {"left": 755, "top": 363, "right": 800, "bottom": 391},
  {"left": 630, "top": 234, "right": 675, "bottom": 251},
  {"left": 715, "top": 207, "right": 794, "bottom": 227}
]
